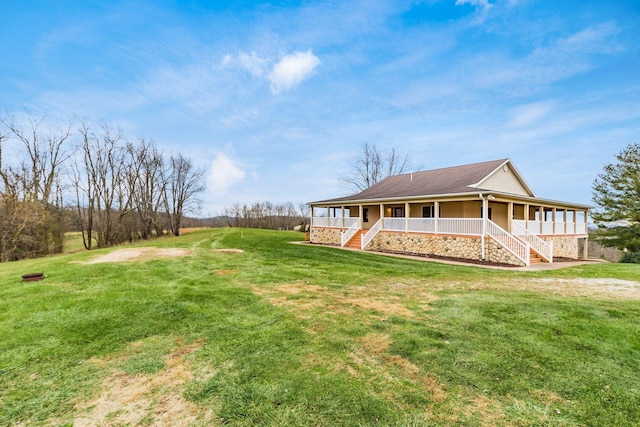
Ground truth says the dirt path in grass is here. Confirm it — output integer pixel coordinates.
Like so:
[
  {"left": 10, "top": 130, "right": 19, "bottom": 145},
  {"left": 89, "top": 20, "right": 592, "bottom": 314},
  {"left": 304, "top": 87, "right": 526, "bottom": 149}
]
[{"left": 83, "top": 246, "right": 244, "bottom": 264}]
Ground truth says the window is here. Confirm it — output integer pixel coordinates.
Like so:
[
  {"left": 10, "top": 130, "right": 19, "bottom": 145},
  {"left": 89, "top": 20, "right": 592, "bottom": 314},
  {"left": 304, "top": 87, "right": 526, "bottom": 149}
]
[
  {"left": 363, "top": 208, "right": 369, "bottom": 223},
  {"left": 422, "top": 206, "right": 434, "bottom": 218},
  {"left": 480, "top": 207, "right": 493, "bottom": 220}
]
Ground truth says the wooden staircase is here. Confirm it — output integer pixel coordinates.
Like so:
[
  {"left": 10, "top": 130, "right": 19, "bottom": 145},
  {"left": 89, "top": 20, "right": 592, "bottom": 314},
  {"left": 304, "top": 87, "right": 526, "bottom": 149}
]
[
  {"left": 529, "top": 249, "right": 545, "bottom": 264},
  {"left": 345, "top": 230, "right": 364, "bottom": 250}
]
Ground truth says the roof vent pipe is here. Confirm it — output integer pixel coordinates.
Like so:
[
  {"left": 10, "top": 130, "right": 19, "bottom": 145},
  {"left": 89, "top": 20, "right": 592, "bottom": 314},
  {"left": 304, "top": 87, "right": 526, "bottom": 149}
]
[{"left": 410, "top": 173, "right": 413, "bottom": 181}]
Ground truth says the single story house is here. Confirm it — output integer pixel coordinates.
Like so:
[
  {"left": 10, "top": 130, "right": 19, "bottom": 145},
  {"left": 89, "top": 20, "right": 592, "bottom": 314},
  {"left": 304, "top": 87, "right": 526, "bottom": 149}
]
[{"left": 309, "top": 159, "right": 590, "bottom": 266}]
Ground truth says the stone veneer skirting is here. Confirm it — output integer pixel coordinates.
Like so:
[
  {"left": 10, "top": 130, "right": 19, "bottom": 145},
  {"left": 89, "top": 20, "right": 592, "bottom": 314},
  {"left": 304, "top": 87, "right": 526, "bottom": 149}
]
[
  {"left": 368, "top": 231, "right": 525, "bottom": 266},
  {"left": 311, "top": 227, "right": 342, "bottom": 246},
  {"left": 310, "top": 227, "right": 582, "bottom": 266},
  {"left": 541, "top": 235, "right": 580, "bottom": 259}
]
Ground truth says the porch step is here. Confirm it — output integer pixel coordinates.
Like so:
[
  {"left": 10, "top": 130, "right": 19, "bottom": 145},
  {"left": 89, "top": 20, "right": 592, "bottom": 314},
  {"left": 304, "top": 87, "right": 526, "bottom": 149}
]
[
  {"left": 345, "top": 230, "right": 364, "bottom": 249},
  {"left": 530, "top": 249, "right": 545, "bottom": 264}
]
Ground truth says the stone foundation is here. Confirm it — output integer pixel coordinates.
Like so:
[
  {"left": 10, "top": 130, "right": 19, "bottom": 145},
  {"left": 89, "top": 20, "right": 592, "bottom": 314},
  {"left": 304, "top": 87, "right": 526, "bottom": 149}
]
[
  {"left": 310, "top": 227, "right": 559, "bottom": 267},
  {"left": 367, "top": 232, "right": 483, "bottom": 260},
  {"left": 542, "top": 235, "right": 580, "bottom": 259},
  {"left": 311, "top": 227, "right": 341, "bottom": 245},
  {"left": 485, "top": 238, "right": 526, "bottom": 266}
]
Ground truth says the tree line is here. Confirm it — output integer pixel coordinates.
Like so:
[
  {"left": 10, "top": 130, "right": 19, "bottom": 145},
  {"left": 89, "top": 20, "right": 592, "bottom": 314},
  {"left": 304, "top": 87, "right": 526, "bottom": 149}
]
[
  {"left": 218, "top": 201, "right": 310, "bottom": 230},
  {"left": 0, "top": 113, "right": 204, "bottom": 261}
]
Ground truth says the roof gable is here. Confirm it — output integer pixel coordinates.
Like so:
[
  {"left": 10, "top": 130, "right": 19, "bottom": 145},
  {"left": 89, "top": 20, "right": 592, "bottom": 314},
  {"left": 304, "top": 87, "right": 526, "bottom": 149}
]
[{"left": 469, "top": 160, "right": 535, "bottom": 197}]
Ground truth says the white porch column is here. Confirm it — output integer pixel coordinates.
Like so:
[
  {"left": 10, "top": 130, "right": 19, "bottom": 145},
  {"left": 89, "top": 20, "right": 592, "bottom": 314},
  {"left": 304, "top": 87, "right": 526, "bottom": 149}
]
[
  {"left": 481, "top": 195, "right": 488, "bottom": 260},
  {"left": 310, "top": 206, "right": 314, "bottom": 227},
  {"left": 538, "top": 206, "right": 544, "bottom": 234},
  {"left": 552, "top": 208, "right": 557, "bottom": 235},
  {"left": 405, "top": 202, "right": 410, "bottom": 232},
  {"left": 341, "top": 205, "right": 345, "bottom": 228},
  {"left": 434, "top": 201, "right": 440, "bottom": 234},
  {"left": 380, "top": 203, "right": 385, "bottom": 229},
  {"left": 508, "top": 202, "right": 513, "bottom": 234},
  {"left": 359, "top": 205, "right": 363, "bottom": 229}
]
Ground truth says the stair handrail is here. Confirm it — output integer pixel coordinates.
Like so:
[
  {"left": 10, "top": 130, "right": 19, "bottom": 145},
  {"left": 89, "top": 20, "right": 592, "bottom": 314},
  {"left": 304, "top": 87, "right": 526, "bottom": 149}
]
[
  {"left": 511, "top": 221, "right": 553, "bottom": 263},
  {"left": 487, "top": 220, "right": 530, "bottom": 266},
  {"left": 341, "top": 220, "right": 361, "bottom": 247},
  {"left": 361, "top": 219, "right": 383, "bottom": 250}
]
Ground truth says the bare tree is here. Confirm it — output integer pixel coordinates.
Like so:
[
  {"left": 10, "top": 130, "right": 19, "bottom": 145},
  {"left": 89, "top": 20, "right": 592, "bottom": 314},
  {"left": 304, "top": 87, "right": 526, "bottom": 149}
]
[
  {"left": 340, "top": 142, "right": 412, "bottom": 192},
  {"left": 0, "top": 114, "right": 73, "bottom": 204},
  {"left": 164, "top": 154, "right": 205, "bottom": 236},
  {"left": 74, "top": 123, "right": 130, "bottom": 249},
  {"left": 127, "top": 140, "right": 167, "bottom": 239},
  {"left": 0, "top": 113, "right": 72, "bottom": 260}
]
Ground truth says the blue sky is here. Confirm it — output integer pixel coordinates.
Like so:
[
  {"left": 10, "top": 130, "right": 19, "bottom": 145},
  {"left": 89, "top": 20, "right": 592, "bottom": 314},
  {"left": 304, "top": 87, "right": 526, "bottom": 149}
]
[{"left": 2, "top": 0, "right": 639, "bottom": 215}]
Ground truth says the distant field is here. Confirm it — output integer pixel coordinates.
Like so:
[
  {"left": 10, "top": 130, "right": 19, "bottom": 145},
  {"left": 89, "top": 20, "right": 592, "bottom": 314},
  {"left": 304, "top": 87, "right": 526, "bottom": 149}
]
[{"left": 1, "top": 228, "right": 639, "bottom": 426}]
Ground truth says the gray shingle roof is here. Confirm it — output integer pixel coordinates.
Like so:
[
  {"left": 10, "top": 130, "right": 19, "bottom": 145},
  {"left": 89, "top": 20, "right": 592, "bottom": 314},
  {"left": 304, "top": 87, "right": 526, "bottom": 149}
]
[{"left": 312, "top": 159, "right": 510, "bottom": 204}]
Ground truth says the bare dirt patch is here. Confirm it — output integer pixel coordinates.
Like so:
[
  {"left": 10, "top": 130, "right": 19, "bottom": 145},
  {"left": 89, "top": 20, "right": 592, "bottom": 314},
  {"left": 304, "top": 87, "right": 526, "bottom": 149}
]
[
  {"left": 213, "top": 269, "right": 237, "bottom": 276},
  {"left": 212, "top": 248, "right": 244, "bottom": 254},
  {"left": 84, "top": 247, "right": 193, "bottom": 264},
  {"left": 74, "top": 340, "right": 217, "bottom": 427},
  {"left": 252, "top": 281, "right": 436, "bottom": 320}
]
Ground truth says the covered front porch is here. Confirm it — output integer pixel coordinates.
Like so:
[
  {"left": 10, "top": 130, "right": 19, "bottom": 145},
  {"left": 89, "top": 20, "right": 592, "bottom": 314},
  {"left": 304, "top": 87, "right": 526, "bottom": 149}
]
[
  {"left": 310, "top": 196, "right": 589, "bottom": 267},
  {"left": 311, "top": 198, "right": 588, "bottom": 237}
]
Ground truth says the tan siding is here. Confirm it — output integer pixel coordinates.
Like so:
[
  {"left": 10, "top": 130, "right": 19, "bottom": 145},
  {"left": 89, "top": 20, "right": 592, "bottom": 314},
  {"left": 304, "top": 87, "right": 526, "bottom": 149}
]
[
  {"left": 363, "top": 205, "right": 380, "bottom": 229},
  {"left": 441, "top": 202, "right": 464, "bottom": 218},
  {"left": 490, "top": 202, "right": 509, "bottom": 229},
  {"left": 513, "top": 204, "right": 525, "bottom": 220},
  {"left": 478, "top": 164, "right": 531, "bottom": 196},
  {"left": 410, "top": 204, "right": 423, "bottom": 218},
  {"left": 464, "top": 201, "right": 482, "bottom": 218}
]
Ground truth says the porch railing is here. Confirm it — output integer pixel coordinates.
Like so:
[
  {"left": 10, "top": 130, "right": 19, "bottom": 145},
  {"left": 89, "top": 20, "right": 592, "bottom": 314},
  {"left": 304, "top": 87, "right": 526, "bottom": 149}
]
[
  {"left": 380, "top": 217, "right": 482, "bottom": 236},
  {"left": 312, "top": 217, "right": 359, "bottom": 228},
  {"left": 407, "top": 218, "right": 436, "bottom": 233},
  {"left": 512, "top": 221, "right": 553, "bottom": 262},
  {"left": 361, "top": 219, "right": 383, "bottom": 250},
  {"left": 382, "top": 218, "right": 406, "bottom": 231},
  {"left": 439, "top": 218, "right": 483, "bottom": 236},
  {"left": 341, "top": 220, "right": 360, "bottom": 247},
  {"left": 487, "top": 220, "right": 530, "bottom": 266},
  {"left": 513, "top": 220, "right": 588, "bottom": 236}
]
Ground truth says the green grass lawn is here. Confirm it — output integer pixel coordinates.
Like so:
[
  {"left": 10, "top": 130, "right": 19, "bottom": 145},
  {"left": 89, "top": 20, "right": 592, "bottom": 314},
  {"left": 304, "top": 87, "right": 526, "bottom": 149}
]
[{"left": 1, "top": 228, "right": 639, "bottom": 426}]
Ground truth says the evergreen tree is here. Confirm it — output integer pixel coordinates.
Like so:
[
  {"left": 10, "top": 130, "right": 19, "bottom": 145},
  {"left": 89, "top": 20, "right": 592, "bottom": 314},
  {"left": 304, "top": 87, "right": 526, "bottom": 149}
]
[{"left": 592, "top": 143, "right": 640, "bottom": 259}]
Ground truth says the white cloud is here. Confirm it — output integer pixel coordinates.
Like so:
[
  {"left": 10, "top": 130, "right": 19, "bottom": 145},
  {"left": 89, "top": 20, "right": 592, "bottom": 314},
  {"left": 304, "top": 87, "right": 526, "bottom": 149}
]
[
  {"left": 207, "top": 151, "right": 246, "bottom": 195},
  {"left": 268, "top": 50, "right": 321, "bottom": 94},
  {"left": 507, "top": 101, "right": 555, "bottom": 128},
  {"left": 223, "top": 51, "right": 269, "bottom": 77}
]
